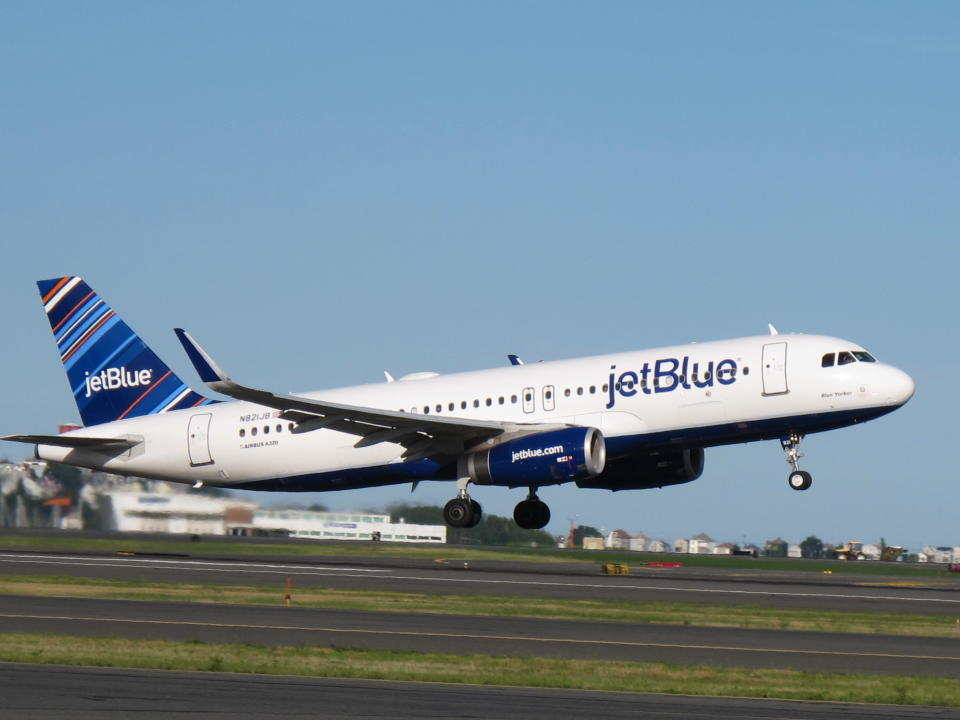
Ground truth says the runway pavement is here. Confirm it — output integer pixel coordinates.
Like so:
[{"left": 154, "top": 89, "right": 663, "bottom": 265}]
[
  {"left": 0, "top": 663, "right": 960, "bottom": 720},
  {"left": 2, "top": 590, "right": 960, "bottom": 677},
  {"left": 3, "top": 663, "right": 959, "bottom": 720},
  {"left": 1, "top": 549, "right": 959, "bottom": 615},
  {"left": 3, "top": 547, "right": 960, "bottom": 717}
]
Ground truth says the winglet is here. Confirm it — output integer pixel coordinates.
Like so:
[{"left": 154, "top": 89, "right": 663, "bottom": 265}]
[
  {"left": 507, "top": 354, "right": 524, "bottom": 366},
  {"left": 174, "top": 328, "right": 232, "bottom": 385}
]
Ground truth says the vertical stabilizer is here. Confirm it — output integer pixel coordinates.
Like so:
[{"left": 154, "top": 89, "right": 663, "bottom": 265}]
[{"left": 37, "top": 276, "right": 212, "bottom": 427}]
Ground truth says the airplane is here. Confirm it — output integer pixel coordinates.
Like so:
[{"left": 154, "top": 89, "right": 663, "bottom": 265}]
[{"left": 4, "top": 276, "right": 915, "bottom": 530}]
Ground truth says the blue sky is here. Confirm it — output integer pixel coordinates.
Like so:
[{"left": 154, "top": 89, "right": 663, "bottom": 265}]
[{"left": 2, "top": 2, "right": 957, "bottom": 550}]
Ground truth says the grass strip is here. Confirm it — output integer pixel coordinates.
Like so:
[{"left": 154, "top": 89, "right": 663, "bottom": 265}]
[
  {"left": 4, "top": 573, "right": 960, "bottom": 639},
  {"left": 0, "top": 632, "right": 956, "bottom": 707}
]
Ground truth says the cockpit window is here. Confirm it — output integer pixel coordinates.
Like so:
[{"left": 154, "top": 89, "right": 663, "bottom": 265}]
[
  {"left": 821, "top": 353, "right": 835, "bottom": 368},
  {"left": 853, "top": 351, "right": 876, "bottom": 363},
  {"left": 837, "top": 351, "right": 855, "bottom": 365}
]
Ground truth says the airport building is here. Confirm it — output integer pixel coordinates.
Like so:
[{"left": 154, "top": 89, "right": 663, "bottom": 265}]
[
  {"left": 250, "top": 508, "right": 446, "bottom": 543},
  {"left": 105, "top": 491, "right": 447, "bottom": 543}
]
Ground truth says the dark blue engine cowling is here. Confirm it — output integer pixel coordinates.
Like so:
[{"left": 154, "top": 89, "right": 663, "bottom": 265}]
[
  {"left": 463, "top": 427, "right": 606, "bottom": 487},
  {"left": 576, "top": 447, "right": 704, "bottom": 490}
]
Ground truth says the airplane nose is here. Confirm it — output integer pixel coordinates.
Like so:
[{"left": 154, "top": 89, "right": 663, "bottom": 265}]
[{"left": 885, "top": 366, "right": 915, "bottom": 406}]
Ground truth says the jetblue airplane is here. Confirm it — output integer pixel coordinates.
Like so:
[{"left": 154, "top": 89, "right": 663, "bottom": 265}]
[{"left": 4, "top": 277, "right": 915, "bottom": 530}]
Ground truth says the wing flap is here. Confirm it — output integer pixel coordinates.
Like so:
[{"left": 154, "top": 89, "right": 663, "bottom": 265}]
[{"left": 2, "top": 434, "right": 140, "bottom": 450}]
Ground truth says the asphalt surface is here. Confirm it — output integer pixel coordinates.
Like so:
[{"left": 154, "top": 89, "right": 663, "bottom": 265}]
[
  {"left": 2, "top": 548, "right": 959, "bottom": 615},
  {"left": 3, "top": 663, "right": 959, "bottom": 720},
  {"left": 3, "top": 544, "right": 960, "bottom": 717}
]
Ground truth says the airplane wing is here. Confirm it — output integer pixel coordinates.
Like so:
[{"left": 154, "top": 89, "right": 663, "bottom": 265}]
[
  {"left": 2, "top": 434, "right": 140, "bottom": 450},
  {"left": 175, "top": 329, "right": 563, "bottom": 463}
]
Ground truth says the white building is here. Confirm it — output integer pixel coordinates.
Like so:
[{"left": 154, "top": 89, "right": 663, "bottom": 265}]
[
  {"left": 109, "top": 492, "right": 256, "bottom": 535},
  {"left": 688, "top": 533, "right": 715, "bottom": 554},
  {"left": 252, "top": 508, "right": 446, "bottom": 543}
]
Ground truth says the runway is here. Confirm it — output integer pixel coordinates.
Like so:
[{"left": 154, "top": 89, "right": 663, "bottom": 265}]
[
  {"left": 2, "top": 593, "right": 959, "bottom": 677},
  {"left": 5, "top": 663, "right": 956, "bottom": 720},
  {"left": 3, "top": 546, "right": 960, "bottom": 718},
  {"left": 2, "top": 549, "right": 959, "bottom": 615}
]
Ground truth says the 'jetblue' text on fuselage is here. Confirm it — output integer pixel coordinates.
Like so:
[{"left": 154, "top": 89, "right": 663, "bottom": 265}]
[{"left": 606, "top": 356, "right": 737, "bottom": 409}]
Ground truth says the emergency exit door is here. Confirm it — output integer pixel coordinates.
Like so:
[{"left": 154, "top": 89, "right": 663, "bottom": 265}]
[
  {"left": 761, "top": 342, "right": 788, "bottom": 395},
  {"left": 188, "top": 413, "right": 214, "bottom": 466}
]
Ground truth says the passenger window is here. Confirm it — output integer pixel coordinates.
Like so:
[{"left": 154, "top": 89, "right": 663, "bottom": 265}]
[
  {"left": 473, "top": 399, "right": 480, "bottom": 408},
  {"left": 838, "top": 351, "right": 855, "bottom": 365},
  {"left": 511, "top": 395, "right": 518, "bottom": 404},
  {"left": 498, "top": 396, "right": 505, "bottom": 405},
  {"left": 423, "top": 406, "right": 430, "bottom": 414},
  {"left": 589, "top": 385, "right": 596, "bottom": 394},
  {"left": 276, "top": 424, "right": 282, "bottom": 433},
  {"left": 449, "top": 402, "right": 455, "bottom": 411},
  {"left": 564, "top": 388, "right": 571, "bottom": 397},
  {"left": 461, "top": 401, "right": 467, "bottom": 409},
  {"left": 263, "top": 425, "right": 269, "bottom": 434},
  {"left": 821, "top": 353, "right": 835, "bottom": 368},
  {"left": 485, "top": 398, "right": 492, "bottom": 406},
  {"left": 435, "top": 404, "right": 442, "bottom": 413},
  {"left": 239, "top": 428, "right": 245, "bottom": 438},
  {"left": 251, "top": 427, "right": 258, "bottom": 436}
]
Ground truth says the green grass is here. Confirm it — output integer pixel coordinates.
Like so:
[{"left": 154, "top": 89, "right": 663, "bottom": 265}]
[
  {"left": 1, "top": 633, "right": 957, "bottom": 706},
  {"left": 4, "top": 573, "right": 960, "bottom": 638}
]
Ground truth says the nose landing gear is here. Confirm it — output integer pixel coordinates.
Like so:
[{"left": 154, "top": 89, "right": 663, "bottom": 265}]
[
  {"left": 782, "top": 434, "right": 812, "bottom": 490},
  {"left": 443, "top": 478, "right": 482, "bottom": 528}
]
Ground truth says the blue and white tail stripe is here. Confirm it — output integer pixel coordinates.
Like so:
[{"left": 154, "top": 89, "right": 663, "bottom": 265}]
[{"left": 38, "top": 277, "right": 214, "bottom": 427}]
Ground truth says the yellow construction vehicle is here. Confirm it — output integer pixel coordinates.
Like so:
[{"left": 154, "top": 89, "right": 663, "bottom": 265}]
[
  {"left": 880, "top": 545, "right": 906, "bottom": 562},
  {"left": 832, "top": 541, "right": 866, "bottom": 561}
]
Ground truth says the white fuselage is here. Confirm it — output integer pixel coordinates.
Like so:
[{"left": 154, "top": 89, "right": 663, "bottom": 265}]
[{"left": 36, "top": 333, "right": 914, "bottom": 492}]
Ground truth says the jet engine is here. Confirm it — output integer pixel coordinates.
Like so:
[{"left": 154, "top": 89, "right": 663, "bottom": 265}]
[
  {"left": 461, "top": 426, "right": 606, "bottom": 487},
  {"left": 576, "top": 447, "right": 704, "bottom": 490}
]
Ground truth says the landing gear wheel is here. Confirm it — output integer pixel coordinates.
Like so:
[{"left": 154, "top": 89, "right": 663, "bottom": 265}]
[
  {"left": 444, "top": 498, "right": 481, "bottom": 528},
  {"left": 468, "top": 499, "right": 483, "bottom": 528},
  {"left": 513, "top": 499, "right": 551, "bottom": 530},
  {"left": 788, "top": 470, "right": 812, "bottom": 491}
]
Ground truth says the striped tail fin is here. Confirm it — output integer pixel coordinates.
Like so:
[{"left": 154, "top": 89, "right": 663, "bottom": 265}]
[{"left": 37, "top": 276, "right": 213, "bottom": 427}]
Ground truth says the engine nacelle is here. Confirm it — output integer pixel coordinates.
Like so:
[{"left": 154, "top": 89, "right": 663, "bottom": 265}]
[
  {"left": 577, "top": 447, "right": 704, "bottom": 491},
  {"left": 462, "top": 427, "right": 606, "bottom": 487}
]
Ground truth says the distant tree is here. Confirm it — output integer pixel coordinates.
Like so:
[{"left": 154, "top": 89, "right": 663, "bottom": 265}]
[
  {"left": 800, "top": 535, "right": 824, "bottom": 559},
  {"left": 764, "top": 538, "right": 788, "bottom": 557},
  {"left": 572, "top": 524, "right": 603, "bottom": 547},
  {"left": 306, "top": 503, "right": 329, "bottom": 512},
  {"left": 45, "top": 462, "right": 84, "bottom": 504}
]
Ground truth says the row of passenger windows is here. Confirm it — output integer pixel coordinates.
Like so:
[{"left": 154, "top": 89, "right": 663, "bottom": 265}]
[
  {"left": 239, "top": 423, "right": 295, "bottom": 438},
  {"left": 399, "top": 368, "right": 747, "bottom": 416},
  {"left": 821, "top": 351, "right": 876, "bottom": 368}
]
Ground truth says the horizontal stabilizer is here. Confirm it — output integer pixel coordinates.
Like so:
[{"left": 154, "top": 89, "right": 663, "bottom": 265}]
[{"left": 2, "top": 434, "right": 140, "bottom": 450}]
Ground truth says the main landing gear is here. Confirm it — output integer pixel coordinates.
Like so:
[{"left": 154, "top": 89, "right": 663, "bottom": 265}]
[
  {"left": 513, "top": 489, "right": 550, "bottom": 530},
  {"left": 782, "top": 433, "right": 812, "bottom": 491},
  {"left": 443, "top": 478, "right": 482, "bottom": 529},
  {"left": 442, "top": 481, "right": 552, "bottom": 530}
]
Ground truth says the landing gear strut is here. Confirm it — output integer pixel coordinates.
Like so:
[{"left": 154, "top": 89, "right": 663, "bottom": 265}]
[
  {"left": 781, "top": 434, "right": 812, "bottom": 491},
  {"left": 513, "top": 489, "right": 551, "bottom": 530},
  {"left": 443, "top": 478, "right": 482, "bottom": 528}
]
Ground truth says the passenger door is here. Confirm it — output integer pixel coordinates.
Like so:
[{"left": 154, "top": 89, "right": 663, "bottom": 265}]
[{"left": 761, "top": 342, "right": 788, "bottom": 395}]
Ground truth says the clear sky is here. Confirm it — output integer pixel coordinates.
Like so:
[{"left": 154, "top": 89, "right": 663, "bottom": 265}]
[{"left": 2, "top": 2, "right": 957, "bottom": 551}]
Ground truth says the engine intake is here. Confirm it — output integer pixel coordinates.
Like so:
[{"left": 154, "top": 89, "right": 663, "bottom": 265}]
[
  {"left": 463, "top": 427, "right": 606, "bottom": 487},
  {"left": 577, "top": 447, "right": 704, "bottom": 490}
]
